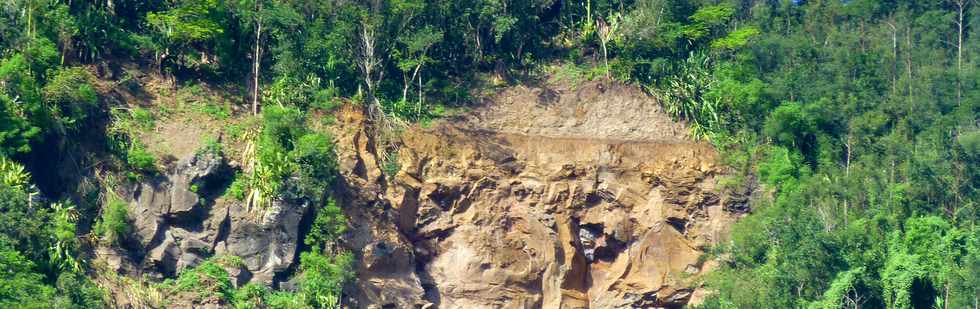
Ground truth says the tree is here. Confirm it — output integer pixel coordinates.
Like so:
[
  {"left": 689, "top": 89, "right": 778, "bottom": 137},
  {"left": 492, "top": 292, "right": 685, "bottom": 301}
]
[
  {"left": 950, "top": 0, "right": 973, "bottom": 106},
  {"left": 230, "top": 0, "right": 301, "bottom": 115},
  {"left": 354, "top": 0, "right": 424, "bottom": 116},
  {"left": 596, "top": 15, "right": 619, "bottom": 78},
  {"left": 146, "top": 0, "right": 224, "bottom": 75},
  {"left": 396, "top": 26, "right": 442, "bottom": 117},
  {"left": 44, "top": 3, "right": 78, "bottom": 65},
  {"left": 0, "top": 241, "right": 55, "bottom": 308},
  {"left": 0, "top": 95, "right": 39, "bottom": 157}
]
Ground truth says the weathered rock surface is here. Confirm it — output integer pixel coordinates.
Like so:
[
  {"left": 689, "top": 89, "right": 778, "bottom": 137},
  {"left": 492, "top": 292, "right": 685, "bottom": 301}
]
[
  {"left": 126, "top": 151, "right": 312, "bottom": 286},
  {"left": 335, "top": 80, "right": 745, "bottom": 308}
]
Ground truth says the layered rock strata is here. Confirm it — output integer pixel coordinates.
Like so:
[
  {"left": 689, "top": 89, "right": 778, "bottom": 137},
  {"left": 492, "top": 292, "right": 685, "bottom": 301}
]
[{"left": 336, "top": 81, "right": 745, "bottom": 308}]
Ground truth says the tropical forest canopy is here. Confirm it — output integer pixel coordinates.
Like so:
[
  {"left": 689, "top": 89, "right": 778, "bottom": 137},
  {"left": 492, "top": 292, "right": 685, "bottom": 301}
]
[{"left": 0, "top": 0, "right": 976, "bottom": 308}]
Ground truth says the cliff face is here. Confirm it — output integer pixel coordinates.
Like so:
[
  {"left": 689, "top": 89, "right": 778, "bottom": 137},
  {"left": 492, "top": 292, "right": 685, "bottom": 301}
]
[
  {"left": 96, "top": 151, "right": 314, "bottom": 305},
  {"left": 334, "top": 81, "right": 747, "bottom": 308},
  {"left": 98, "top": 78, "right": 744, "bottom": 308},
  {"left": 123, "top": 152, "right": 311, "bottom": 286}
]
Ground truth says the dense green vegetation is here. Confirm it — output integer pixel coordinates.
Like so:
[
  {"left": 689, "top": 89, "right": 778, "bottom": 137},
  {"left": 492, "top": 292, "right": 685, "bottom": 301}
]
[
  {"left": 672, "top": 2, "right": 980, "bottom": 308},
  {"left": 0, "top": 161, "right": 104, "bottom": 307},
  {"left": 0, "top": 0, "right": 976, "bottom": 308}
]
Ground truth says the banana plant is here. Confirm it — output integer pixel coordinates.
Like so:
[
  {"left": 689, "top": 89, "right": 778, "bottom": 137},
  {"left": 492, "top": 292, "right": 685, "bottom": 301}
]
[
  {"left": 653, "top": 52, "right": 721, "bottom": 140},
  {"left": 49, "top": 202, "right": 83, "bottom": 273},
  {"left": 0, "top": 156, "right": 31, "bottom": 190}
]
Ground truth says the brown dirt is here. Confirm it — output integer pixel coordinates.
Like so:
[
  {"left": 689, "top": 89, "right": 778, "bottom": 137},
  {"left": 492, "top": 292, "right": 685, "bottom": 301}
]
[
  {"left": 90, "top": 63, "right": 249, "bottom": 169},
  {"left": 460, "top": 79, "right": 689, "bottom": 142}
]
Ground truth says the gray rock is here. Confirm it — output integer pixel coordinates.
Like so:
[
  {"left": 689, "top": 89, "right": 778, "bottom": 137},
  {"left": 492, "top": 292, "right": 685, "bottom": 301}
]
[{"left": 127, "top": 151, "right": 312, "bottom": 286}]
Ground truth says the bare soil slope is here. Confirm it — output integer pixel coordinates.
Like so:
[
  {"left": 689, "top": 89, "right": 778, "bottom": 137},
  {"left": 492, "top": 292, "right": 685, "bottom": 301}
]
[{"left": 462, "top": 81, "right": 689, "bottom": 141}]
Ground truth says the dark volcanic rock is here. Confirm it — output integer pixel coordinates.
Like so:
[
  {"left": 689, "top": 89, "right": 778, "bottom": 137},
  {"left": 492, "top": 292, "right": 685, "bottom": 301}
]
[{"left": 128, "top": 152, "right": 311, "bottom": 286}]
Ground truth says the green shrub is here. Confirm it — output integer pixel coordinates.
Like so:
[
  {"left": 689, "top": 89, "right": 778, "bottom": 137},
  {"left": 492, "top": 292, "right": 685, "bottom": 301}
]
[
  {"left": 654, "top": 52, "right": 722, "bottom": 140},
  {"left": 93, "top": 198, "right": 131, "bottom": 246},
  {"left": 756, "top": 146, "right": 806, "bottom": 191},
  {"left": 195, "top": 101, "right": 232, "bottom": 120},
  {"left": 108, "top": 107, "right": 156, "bottom": 137},
  {"left": 260, "top": 106, "right": 305, "bottom": 153},
  {"left": 42, "top": 67, "right": 99, "bottom": 131},
  {"left": 50, "top": 202, "right": 82, "bottom": 273},
  {"left": 296, "top": 251, "right": 354, "bottom": 308},
  {"left": 304, "top": 198, "right": 347, "bottom": 251},
  {"left": 156, "top": 256, "right": 267, "bottom": 307},
  {"left": 245, "top": 106, "right": 306, "bottom": 208},
  {"left": 242, "top": 106, "right": 343, "bottom": 210},
  {"left": 128, "top": 107, "right": 156, "bottom": 131},
  {"left": 0, "top": 184, "right": 52, "bottom": 271},
  {"left": 263, "top": 292, "right": 305, "bottom": 309},
  {"left": 53, "top": 272, "right": 106, "bottom": 308},
  {"left": 170, "top": 259, "right": 234, "bottom": 301},
  {"left": 232, "top": 283, "right": 270, "bottom": 309},
  {"left": 126, "top": 143, "right": 157, "bottom": 174},
  {"left": 225, "top": 173, "right": 248, "bottom": 201},
  {"left": 257, "top": 106, "right": 305, "bottom": 178},
  {"left": 197, "top": 137, "right": 223, "bottom": 157},
  {"left": 224, "top": 122, "right": 249, "bottom": 141},
  {"left": 381, "top": 151, "right": 400, "bottom": 179},
  {"left": 0, "top": 241, "right": 56, "bottom": 308},
  {"left": 23, "top": 37, "right": 60, "bottom": 80},
  {"left": 0, "top": 94, "right": 40, "bottom": 156},
  {"left": 109, "top": 107, "right": 160, "bottom": 175},
  {"left": 763, "top": 102, "right": 816, "bottom": 152},
  {"left": 291, "top": 133, "right": 337, "bottom": 198}
]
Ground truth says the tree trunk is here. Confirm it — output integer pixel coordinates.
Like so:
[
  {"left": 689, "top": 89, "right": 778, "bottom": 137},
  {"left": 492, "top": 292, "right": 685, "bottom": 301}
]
[
  {"left": 886, "top": 21, "right": 898, "bottom": 94},
  {"left": 60, "top": 40, "right": 67, "bottom": 65},
  {"left": 361, "top": 26, "right": 377, "bottom": 105},
  {"left": 417, "top": 69, "right": 423, "bottom": 119},
  {"left": 906, "top": 25, "right": 913, "bottom": 113},
  {"left": 955, "top": 0, "right": 968, "bottom": 106},
  {"left": 252, "top": 13, "right": 263, "bottom": 116}
]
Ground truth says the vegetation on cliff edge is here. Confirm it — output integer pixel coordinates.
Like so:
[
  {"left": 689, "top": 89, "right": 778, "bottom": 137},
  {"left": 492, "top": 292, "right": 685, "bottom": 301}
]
[{"left": 0, "top": 0, "right": 976, "bottom": 308}]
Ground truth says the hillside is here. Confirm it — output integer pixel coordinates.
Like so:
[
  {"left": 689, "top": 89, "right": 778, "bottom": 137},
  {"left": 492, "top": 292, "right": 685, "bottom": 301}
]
[{"left": 0, "top": 1, "right": 978, "bottom": 309}]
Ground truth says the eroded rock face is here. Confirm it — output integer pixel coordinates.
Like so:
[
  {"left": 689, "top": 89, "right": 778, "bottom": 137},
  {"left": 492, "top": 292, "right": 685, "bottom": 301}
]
[
  {"left": 335, "top": 81, "right": 746, "bottom": 308},
  {"left": 126, "top": 152, "right": 311, "bottom": 286}
]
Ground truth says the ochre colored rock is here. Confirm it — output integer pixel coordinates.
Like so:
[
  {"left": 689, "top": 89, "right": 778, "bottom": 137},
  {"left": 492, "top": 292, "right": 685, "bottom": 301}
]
[{"left": 334, "top": 81, "right": 747, "bottom": 308}]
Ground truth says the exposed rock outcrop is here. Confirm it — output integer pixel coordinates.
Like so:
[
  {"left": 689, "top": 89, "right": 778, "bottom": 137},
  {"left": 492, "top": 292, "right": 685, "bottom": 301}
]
[
  {"left": 335, "top": 81, "right": 746, "bottom": 308},
  {"left": 101, "top": 78, "right": 744, "bottom": 308},
  {"left": 124, "top": 151, "right": 312, "bottom": 286}
]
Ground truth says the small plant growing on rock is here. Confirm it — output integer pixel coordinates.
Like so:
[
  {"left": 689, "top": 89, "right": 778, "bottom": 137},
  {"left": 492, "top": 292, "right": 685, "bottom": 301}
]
[
  {"left": 126, "top": 143, "right": 158, "bottom": 174},
  {"left": 224, "top": 173, "right": 247, "bottom": 201},
  {"left": 165, "top": 258, "right": 234, "bottom": 301},
  {"left": 109, "top": 107, "right": 160, "bottom": 176},
  {"left": 93, "top": 197, "right": 131, "bottom": 246},
  {"left": 197, "top": 136, "right": 223, "bottom": 157},
  {"left": 305, "top": 197, "right": 347, "bottom": 252},
  {"left": 381, "top": 151, "right": 400, "bottom": 180},
  {"left": 295, "top": 251, "right": 354, "bottom": 308}
]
